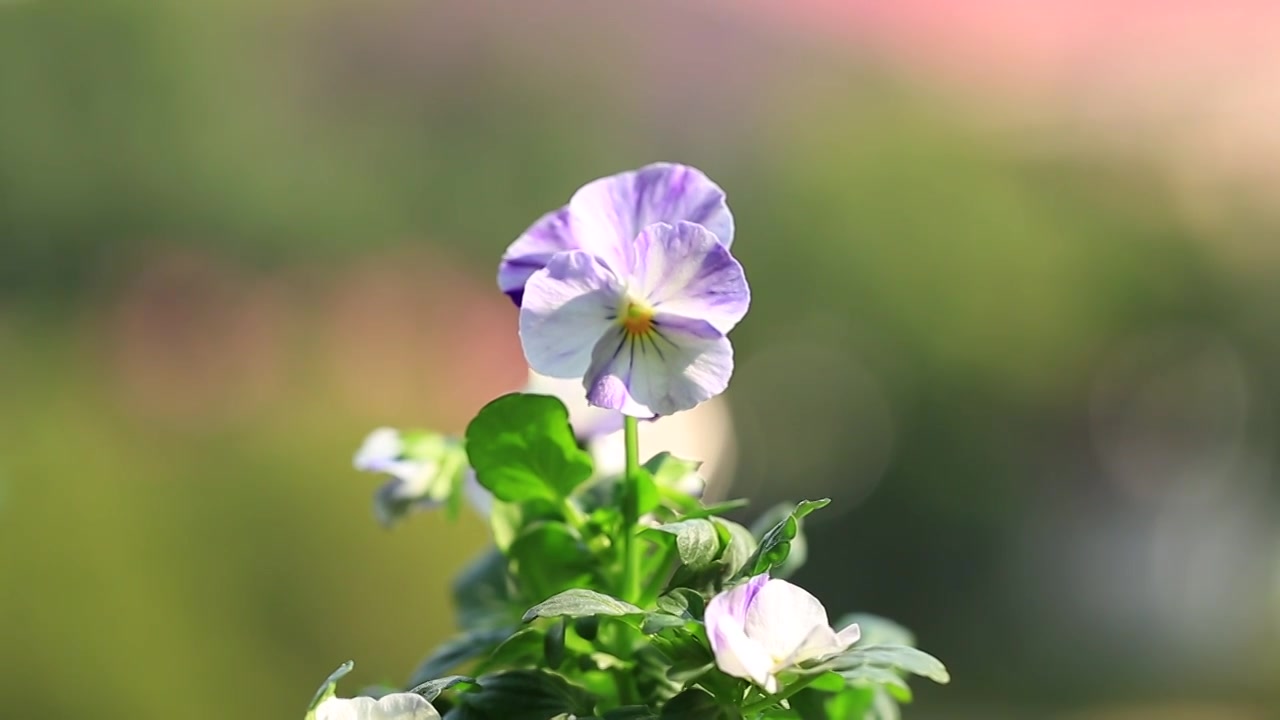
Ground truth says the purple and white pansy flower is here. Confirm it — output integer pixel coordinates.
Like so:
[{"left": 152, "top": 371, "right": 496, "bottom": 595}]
[
  {"left": 705, "top": 574, "right": 862, "bottom": 693},
  {"left": 519, "top": 220, "right": 750, "bottom": 418},
  {"left": 498, "top": 162, "right": 735, "bottom": 306},
  {"left": 505, "top": 164, "right": 748, "bottom": 418}
]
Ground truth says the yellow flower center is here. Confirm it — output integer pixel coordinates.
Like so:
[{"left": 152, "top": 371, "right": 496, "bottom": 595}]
[{"left": 618, "top": 298, "right": 655, "bottom": 337}]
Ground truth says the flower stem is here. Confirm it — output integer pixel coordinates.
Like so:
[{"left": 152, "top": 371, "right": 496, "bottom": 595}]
[
  {"left": 621, "top": 415, "right": 642, "bottom": 602},
  {"left": 740, "top": 674, "right": 823, "bottom": 715}
]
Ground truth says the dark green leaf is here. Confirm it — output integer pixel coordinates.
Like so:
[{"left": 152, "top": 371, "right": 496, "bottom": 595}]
[
  {"left": 452, "top": 669, "right": 595, "bottom": 720},
  {"left": 711, "top": 518, "right": 757, "bottom": 582},
  {"left": 409, "top": 675, "right": 478, "bottom": 701},
  {"left": 466, "top": 393, "right": 594, "bottom": 502},
  {"left": 477, "top": 627, "right": 544, "bottom": 672},
  {"left": 544, "top": 618, "right": 567, "bottom": 669},
  {"left": 665, "top": 658, "right": 715, "bottom": 685},
  {"left": 409, "top": 628, "right": 515, "bottom": 687},
  {"left": 660, "top": 688, "right": 739, "bottom": 720},
  {"left": 738, "top": 499, "right": 830, "bottom": 579},
  {"left": 453, "top": 548, "right": 520, "bottom": 632},
  {"left": 750, "top": 503, "right": 810, "bottom": 579},
  {"left": 522, "top": 589, "right": 643, "bottom": 622},
  {"left": 603, "top": 707, "right": 659, "bottom": 720}
]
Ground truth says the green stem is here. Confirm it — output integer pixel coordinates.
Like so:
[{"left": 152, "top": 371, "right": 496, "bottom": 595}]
[
  {"left": 621, "top": 416, "right": 642, "bottom": 602},
  {"left": 741, "top": 674, "right": 823, "bottom": 715}
]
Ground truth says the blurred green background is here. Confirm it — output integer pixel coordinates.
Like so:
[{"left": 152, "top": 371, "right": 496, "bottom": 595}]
[{"left": 2, "top": 1, "right": 1278, "bottom": 718}]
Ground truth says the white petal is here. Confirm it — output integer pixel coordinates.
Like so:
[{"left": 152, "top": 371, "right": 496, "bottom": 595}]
[
  {"left": 354, "top": 428, "right": 404, "bottom": 471},
  {"left": 315, "top": 694, "right": 440, "bottom": 720},
  {"left": 836, "top": 622, "right": 862, "bottom": 649},
  {"left": 743, "top": 579, "right": 833, "bottom": 667},
  {"left": 519, "top": 251, "right": 624, "bottom": 378}
]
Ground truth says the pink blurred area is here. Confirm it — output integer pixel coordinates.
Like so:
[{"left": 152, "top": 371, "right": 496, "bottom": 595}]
[
  {"left": 743, "top": 0, "right": 1277, "bottom": 98},
  {"left": 732, "top": 0, "right": 1280, "bottom": 242}
]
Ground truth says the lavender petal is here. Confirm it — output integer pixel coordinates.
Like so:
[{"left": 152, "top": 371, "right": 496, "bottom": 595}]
[
  {"left": 519, "top": 251, "right": 624, "bottom": 379},
  {"left": 498, "top": 207, "right": 574, "bottom": 306},
  {"left": 630, "top": 221, "right": 750, "bottom": 334}
]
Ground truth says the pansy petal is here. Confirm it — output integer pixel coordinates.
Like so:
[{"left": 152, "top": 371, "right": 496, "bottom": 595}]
[
  {"left": 585, "top": 314, "right": 733, "bottom": 418},
  {"left": 835, "top": 622, "right": 862, "bottom": 649},
  {"left": 316, "top": 694, "right": 440, "bottom": 720},
  {"left": 498, "top": 207, "right": 573, "bottom": 306},
  {"left": 783, "top": 624, "right": 846, "bottom": 666},
  {"left": 708, "top": 614, "right": 777, "bottom": 692},
  {"left": 583, "top": 325, "right": 656, "bottom": 418},
  {"left": 631, "top": 221, "right": 750, "bottom": 333},
  {"left": 744, "top": 579, "right": 833, "bottom": 666},
  {"left": 519, "top": 251, "right": 624, "bottom": 378},
  {"left": 568, "top": 163, "right": 735, "bottom": 273},
  {"left": 707, "top": 573, "right": 771, "bottom": 631}
]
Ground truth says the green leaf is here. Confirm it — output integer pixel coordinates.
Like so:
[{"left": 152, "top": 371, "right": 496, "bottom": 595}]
[
  {"left": 409, "top": 628, "right": 515, "bottom": 687},
  {"left": 711, "top": 518, "right": 757, "bottom": 582},
  {"left": 466, "top": 393, "right": 594, "bottom": 502},
  {"left": 508, "top": 522, "right": 594, "bottom": 601},
  {"left": 644, "top": 453, "right": 703, "bottom": 491},
  {"left": 409, "top": 675, "right": 478, "bottom": 701},
  {"left": 489, "top": 500, "right": 524, "bottom": 552},
  {"left": 522, "top": 589, "right": 643, "bottom": 622},
  {"left": 649, "top": 519, "right": 721, "bottom": 570},
  {"left": 451, "top": 669, "right": 595, "bottom": 720},
  {"left": 655, "top": 588, "right": 705, "bottom": 619},
  {"left": 632, "top": 467, "right": 661, "bottom": 517},
  {"left": 749, "top": 503, "right": 809, "bottom": 579},
  {"left": 640, "top": 613, "right": 687, "bottom": 634},
  {"left": 738, "top": 499, "right": 830, "bottom": 578},
  {"left": 819, "top": 686, "right": 880, "bottom": 720},
  {"left": 305, "top": 660, "right": 353, "bottom": 718},
  {"left": 830, "top": 645, "right": 950, "bottom": 685}
]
